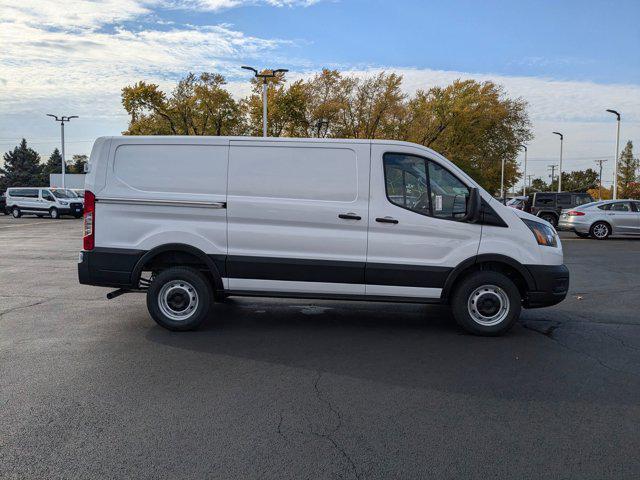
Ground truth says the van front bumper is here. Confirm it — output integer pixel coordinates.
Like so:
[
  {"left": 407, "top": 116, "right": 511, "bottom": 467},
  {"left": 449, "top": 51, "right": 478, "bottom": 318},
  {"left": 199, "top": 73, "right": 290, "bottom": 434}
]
[
  {"left": 78, "top": 248, "right": 144, "bottom": 288},
  {"left": 523, "top": 264, "right": 570, "bottom": 308}
]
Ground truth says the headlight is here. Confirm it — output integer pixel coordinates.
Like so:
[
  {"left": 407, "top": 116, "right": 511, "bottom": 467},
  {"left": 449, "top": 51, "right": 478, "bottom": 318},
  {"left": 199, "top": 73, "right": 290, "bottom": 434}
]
[
  {"left": 522, "top": 219, "right": 558, "bottom": 247},
  {"left": 59, "top": 201, "right": 69, "bottom": 205}
]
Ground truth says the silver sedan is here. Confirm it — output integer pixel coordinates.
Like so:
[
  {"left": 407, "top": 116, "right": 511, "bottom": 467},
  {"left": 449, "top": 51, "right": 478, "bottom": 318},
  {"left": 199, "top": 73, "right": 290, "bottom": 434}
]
[{"left": 558, "top": 199, "right": 640, "bottom": 239}]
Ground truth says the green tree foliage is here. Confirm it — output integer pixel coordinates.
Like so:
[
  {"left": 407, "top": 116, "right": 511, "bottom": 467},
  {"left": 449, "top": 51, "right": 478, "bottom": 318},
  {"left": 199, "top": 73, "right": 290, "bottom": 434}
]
[
  {"left": 617, "top": 141, "right": 638, "bottom": 198},
  {"left": 121, "top": 70, "right": 533, "bottom": 193},
  {"left": 40, "top": 147, "right": 63, "bottom": 183},
  {"left": 549, "top": 168, "right": 599, "bottom": 192},
  {"left": 530, "top": 178, "right": 548, "bottom": 192},
  {"left": 0, "top": 139, "right": 44, "bottom": 189},
  {"left": 68, "top": 154, "right": 88, "bottom": 174}
]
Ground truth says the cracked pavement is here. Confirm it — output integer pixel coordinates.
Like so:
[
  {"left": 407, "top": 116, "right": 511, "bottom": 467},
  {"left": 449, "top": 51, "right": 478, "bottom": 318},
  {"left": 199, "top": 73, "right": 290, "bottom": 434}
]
[{"left": 1, "top": 215, "right": 640, "bottom": 479}]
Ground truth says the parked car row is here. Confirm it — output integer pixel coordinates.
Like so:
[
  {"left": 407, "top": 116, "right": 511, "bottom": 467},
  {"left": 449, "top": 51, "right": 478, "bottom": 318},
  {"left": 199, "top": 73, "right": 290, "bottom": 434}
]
[
  {"left": 558, "top": 200, "right": 640, "bottom": 239},
  {"left": 504, "top": 191, "right": 640, "bottom": 239},
  {"left": 2, "top": 187, "right": 84, "bottom": 219}
]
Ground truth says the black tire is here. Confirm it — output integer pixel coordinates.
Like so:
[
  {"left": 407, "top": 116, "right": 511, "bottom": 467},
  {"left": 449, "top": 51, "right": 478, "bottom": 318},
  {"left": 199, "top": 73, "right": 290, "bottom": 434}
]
[
  {"left": 11, "top": 207, "right": 21, "bottom": 218},
  {"left": 73, "top": 213, "right": 82, "bottom": 219},
  {"left": 539, "top": 213, "right": 557, "bottom": 227},
  {"left": 451, "top": 271, "right": 521, "bottom": 336},
  {"left": 575, "top": 232, "right": 590, "bottom": 239},
  {"left": 590, "top": 221, "right": 610, "bottom": 240},
  {"left": 146, "top": 266, "right": 213, "bottom": 331},
  {"left": 49, "top": 207, "right": 59, "bottom": 219}
]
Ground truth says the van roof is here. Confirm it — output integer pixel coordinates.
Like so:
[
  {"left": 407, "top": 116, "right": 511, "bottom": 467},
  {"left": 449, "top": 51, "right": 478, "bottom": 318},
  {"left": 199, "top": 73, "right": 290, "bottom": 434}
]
[{"left": 96, "top": 135, "right": 440, "bottom": 154}]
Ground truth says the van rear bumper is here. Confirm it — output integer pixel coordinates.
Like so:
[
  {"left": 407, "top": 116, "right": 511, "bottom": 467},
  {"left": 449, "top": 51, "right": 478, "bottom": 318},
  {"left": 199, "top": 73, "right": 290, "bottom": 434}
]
[
  {"left": 78, "top": 248, "right": 144, "bottom": 288},
  {"left": 523, "top": 264, "right": 569, "bottom": 308}
]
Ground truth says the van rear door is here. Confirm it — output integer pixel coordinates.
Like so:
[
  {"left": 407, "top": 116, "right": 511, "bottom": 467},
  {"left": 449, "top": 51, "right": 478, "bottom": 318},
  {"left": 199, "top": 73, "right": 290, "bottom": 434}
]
[
  {"left": 226, "top": 140, "right": 370, "bottom": 295},
  {"left": 366, "top": 144, "right": 482, "bottom": 299}
]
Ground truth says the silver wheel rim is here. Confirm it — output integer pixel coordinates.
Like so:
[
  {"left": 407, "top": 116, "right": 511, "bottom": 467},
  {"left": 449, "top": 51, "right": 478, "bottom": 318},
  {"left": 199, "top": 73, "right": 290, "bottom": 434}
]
[
  {"left": 12, "top": 209, "right": 19, "bottom": 218},
  {"left": 593, "top": 224, "right": 608, "bottom": 238},
  {"left": 158, "top": 280, "right": 199, "bottom": 321},
  {"left": 467, "top": 284, "right": 510, "bottom": 326},
  {"left": 51, "top": 209, "right": 57, "bottom": 218}
]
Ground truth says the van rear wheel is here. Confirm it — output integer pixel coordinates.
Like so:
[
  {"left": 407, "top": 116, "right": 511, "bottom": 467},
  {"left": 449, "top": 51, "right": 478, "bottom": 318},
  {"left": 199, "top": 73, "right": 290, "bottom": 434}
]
[
  {"left": 451, "top": 271, "right": 521, "bottom": 336},
  {"left": 11, "top": 207, "right": 21, "bottom": 218},
  {"left": 146, "top": 266, "right": 213, "bottom": 331}
]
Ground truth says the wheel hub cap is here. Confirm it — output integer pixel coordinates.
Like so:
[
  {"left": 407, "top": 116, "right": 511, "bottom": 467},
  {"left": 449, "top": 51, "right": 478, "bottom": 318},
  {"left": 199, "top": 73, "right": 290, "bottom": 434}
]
[
  {"left": 158, "top": 280, "right": 199, "bottom": 321},
  {"left": 467, "top": 284, "right": 510, "bottom": 326}
]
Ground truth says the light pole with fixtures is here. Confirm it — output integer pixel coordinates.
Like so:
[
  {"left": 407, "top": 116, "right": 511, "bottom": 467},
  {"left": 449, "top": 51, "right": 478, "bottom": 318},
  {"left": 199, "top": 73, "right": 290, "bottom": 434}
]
[
  {"left": 552, "top": 132, "right": 563, "bottom": 192},
  {"left": 46, "top": 114, "right": 78, "bottom": 189},
  {"left": 606, "top": 109, "right": 621, "bottom": 199},
  {"left": 241, "top": 66, "right": 289, "bottom": 137}
]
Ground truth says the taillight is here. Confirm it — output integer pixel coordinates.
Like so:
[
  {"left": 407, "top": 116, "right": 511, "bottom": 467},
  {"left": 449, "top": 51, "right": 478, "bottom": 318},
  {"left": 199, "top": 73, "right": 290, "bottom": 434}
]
[
  {"left": 567, "top": 210, "right": 585, "bottom": 216},
  {"left": 83, "top": 190, "right": 95, "bottom": 251}
]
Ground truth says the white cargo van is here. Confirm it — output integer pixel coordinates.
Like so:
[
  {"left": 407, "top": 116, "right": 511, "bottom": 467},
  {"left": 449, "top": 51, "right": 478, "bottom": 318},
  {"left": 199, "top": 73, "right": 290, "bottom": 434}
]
[
  {"left": 7, "top": 187, "right": 84, "bottom": 219},
  {"left": 78, "top": 136, "right": 568, "bottom": 335}
]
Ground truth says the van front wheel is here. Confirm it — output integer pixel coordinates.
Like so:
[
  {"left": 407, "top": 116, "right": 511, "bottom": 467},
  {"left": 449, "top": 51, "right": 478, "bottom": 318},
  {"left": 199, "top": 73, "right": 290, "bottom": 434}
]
[
  {"left": 146, "top": 266, "right": 213, "bottom": 331},
  {"left": 49, "top": 207, "right": 59, "bottom": 219},
  {"left": 451, "top": 271, "right": 521, "bottom": 336}
]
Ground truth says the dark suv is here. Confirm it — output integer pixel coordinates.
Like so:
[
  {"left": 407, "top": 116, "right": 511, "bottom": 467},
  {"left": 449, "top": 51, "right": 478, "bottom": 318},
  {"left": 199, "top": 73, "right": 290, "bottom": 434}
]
[
  {"left": 0, "top": 192, "right": 7, "bottom": 215},
  {"left": 524, "top": 192, "right": 594, "bottom": 226}
]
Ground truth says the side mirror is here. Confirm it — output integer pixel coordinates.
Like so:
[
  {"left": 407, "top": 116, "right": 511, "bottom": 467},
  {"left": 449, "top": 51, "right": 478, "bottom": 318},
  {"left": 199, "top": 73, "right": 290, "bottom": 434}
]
[{"left": 460, "top": 187, "right": 481, "bottom": 223}]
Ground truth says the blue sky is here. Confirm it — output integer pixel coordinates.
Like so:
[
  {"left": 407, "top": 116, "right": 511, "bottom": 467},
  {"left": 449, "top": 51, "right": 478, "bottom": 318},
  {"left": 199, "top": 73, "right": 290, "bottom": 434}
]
[{"left": 1, "top": 0, "right": 639, "bottom": 186}]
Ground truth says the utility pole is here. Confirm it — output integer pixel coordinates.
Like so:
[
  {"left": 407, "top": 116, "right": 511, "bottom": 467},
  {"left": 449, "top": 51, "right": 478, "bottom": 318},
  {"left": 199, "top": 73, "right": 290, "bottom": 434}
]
[
  {"left": 552, "top": 132, "right": 563, "bottom": 192},
  {"left": 526, "top": 175, "right": 533, "bottom": 193},
  {"left": 548, "top": 164, "right": 558, "bottom": 191},
  {"left": 595, "top": 159, "right": 607, "bottom": 200},
  {"left": 520, "top": 145, "right": 528, "bottom": 196},
  {"left": 606, "top": 109, "right": 621, "bottom": 199},
  {"left": 241, "top": 66, "right": 289, "bottom": 137},
  {"left": 46, "top": 114, "right": 78, "bottom": 189}
]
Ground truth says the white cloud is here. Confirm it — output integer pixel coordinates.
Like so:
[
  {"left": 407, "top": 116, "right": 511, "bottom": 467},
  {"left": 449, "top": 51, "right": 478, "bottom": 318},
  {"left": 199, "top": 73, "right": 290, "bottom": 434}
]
[{"left": 172, "top": 0, "right": 322, "bottom": 11}]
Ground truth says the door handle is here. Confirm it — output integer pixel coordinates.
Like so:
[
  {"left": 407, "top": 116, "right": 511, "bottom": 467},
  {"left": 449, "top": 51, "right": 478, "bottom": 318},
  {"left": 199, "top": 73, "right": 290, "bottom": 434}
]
[
  {"left": 338, "top": 213, "right": 361, "bottom": 220},
  {"left": 376, "top": 216, "right": 399, "bottom": 224}
]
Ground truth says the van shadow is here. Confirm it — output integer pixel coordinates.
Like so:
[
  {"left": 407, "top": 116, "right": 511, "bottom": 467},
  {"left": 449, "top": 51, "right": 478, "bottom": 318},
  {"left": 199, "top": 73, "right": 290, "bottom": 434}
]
[{"left": 144, "top": 297, "right": 637, "bottom": 405}]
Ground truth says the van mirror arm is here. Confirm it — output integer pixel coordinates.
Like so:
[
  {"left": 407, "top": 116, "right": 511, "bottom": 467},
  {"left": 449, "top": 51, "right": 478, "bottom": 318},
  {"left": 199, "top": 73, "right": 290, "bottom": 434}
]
[{"left": 460, "top": 187, "right": 481, "bottom": 223}]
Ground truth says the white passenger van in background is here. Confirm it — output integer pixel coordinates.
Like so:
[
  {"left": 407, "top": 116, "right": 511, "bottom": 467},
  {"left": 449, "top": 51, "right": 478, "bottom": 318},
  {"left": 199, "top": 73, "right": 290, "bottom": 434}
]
[
  {"left": 7, "top": 187, "right": 84, "bottom": 219},
  {"left": 78, "top": 136, "right": 568, "bottom": 336}
]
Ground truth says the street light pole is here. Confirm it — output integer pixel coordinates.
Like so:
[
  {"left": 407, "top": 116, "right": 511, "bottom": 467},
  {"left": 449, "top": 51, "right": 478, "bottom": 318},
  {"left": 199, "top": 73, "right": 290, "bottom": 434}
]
[
  {"left": 500, "top": 156, "right": 505, "bottom": 203},
  {"left": 520, "top": 145, "right": 528, "bottom": 196},
  {"left": 241, "top": 66, "right": 289, "bottom": 137},
  {"left": 552, "top": 132, "right": 563, "bottom": 192},
  {"left": 606, "top": 109, "right": 621, "bottom": 199},
  {"left": 46, "top": 114, "right": 78, "bottom": 189}
]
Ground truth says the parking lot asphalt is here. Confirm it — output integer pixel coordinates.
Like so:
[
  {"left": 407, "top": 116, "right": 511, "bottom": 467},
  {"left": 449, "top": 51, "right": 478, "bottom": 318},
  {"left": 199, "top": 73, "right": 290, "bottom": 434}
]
[{"left": 1, "top": 214, "right": 640, "bottom": 479}]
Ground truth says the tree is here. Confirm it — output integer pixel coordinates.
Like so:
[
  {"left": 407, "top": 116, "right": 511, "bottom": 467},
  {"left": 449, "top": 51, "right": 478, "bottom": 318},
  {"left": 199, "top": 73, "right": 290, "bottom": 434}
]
[
  {"left": 617, "top": 141, "right": 638, "bottom": 198},
  {"left": 401, "top": 80, "right": 532, "bottom": 194},
  {"left": 122, "top": 73, "right": 246, "bottom": 136},
  {"left": 0, "top": 139, "right": 43, "bottom": 189},
  {"left": 530, "top": 178, "right": 548, "bottom": 192},
  {"left": 68, "top": 154, "right": 88, "bottom": 174},
  {"left": 549, "top": 168, "right": 599, "bottom": 192},
  {"left": 40, "top": 148, "right": 63, "bottom": 183}
]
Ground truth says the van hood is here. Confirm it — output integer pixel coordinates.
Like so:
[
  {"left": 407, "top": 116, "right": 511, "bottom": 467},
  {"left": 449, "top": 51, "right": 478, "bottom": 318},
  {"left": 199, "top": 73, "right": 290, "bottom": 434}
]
[{"left": 510, "top": 207, "right": 553, "bottom": 227}]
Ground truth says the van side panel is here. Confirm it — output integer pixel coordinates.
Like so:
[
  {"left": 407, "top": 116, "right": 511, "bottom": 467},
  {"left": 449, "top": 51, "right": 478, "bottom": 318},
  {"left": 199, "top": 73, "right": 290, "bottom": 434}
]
[
  {"left": 226, "top": 141, "right": 370, "bottom": 294},
  {"left": 95, "top": 140, "right": 228, "bottom": 256}
]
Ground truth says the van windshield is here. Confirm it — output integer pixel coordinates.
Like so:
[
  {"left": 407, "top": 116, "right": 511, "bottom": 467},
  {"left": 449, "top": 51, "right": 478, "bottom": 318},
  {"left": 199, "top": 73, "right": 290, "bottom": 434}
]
[{"left": 51, "top": 190, "right": 73, "bottom": 199}]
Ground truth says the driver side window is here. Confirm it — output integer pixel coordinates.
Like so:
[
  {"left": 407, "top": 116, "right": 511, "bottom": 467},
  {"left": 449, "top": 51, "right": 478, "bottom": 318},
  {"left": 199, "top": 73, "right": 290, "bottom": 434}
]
[
  {"left": 383, "top": 153, "right": 469, "bottom": 220},
  {"left": 384, "top": 154, "right": 430, "bottom": 215}
]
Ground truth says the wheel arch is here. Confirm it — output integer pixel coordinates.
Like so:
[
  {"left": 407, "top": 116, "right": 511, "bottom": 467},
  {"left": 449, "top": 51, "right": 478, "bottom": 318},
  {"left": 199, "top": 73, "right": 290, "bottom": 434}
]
[
  {"left": 441, "top": 254, "right": 536, "bottom": 302},
  {"left": 131, "top": 243, "right": 224, "bottom": 292}
]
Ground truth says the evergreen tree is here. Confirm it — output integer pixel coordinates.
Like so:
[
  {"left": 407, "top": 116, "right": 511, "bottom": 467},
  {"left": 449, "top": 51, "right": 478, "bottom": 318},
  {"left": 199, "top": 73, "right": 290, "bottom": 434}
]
[
  {"left": 617, "top": 141, "right": 638, "bottom": 198},
  {"left": 68, "top": 154, "right": 88, "bottom": 174},
  {"left": 41, "top": 148, "right": 63, "bottom": 183},
  {"left": 0, "top": 139, "right": 44, "bottom": 188}
]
